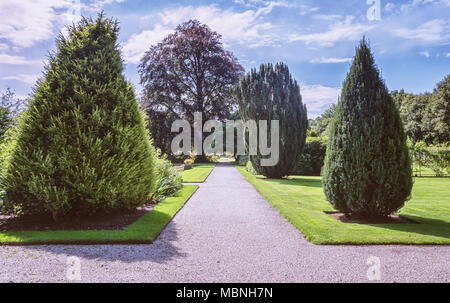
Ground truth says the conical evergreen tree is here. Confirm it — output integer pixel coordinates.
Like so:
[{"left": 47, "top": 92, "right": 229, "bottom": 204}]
[
  {"left": 322, "top": 38, "right": 412, "bottom": 217},
  {"left": 234, "top": 63, "right": 308, "bottom": 178},
  {"left": 4, "top": 14, "right": 155, "bottom": 220}
]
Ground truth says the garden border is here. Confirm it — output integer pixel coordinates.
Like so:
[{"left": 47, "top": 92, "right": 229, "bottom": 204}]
[
  {"left": 236, "top": 165, "right": 450, "bottom": 245},
  {"left": 0, "top": 185, "right": 198, "bottom": 246}
]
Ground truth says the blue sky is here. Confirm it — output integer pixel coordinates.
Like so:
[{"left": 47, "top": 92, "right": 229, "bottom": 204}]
[{"left": 0, "top": 0, "right": 449, "bottom": 118}]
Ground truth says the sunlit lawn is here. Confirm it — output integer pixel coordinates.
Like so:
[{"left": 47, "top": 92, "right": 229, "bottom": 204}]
[
  {"left": 180, "top": 163, "right": 216, "bottom": 183},
  {"left": 237, "top": 166, "right": 450, "bottom": 244}
]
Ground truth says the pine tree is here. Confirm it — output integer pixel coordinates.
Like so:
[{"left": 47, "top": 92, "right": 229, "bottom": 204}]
[
  {"left": 4, "top": 14, "right": 155, "bottom": 220},
  {"left": 234, "top": 63, "right": 308, "bottom": 178},
  {"left": 322, "top": 38, "right": 412, "bottom": 217}
]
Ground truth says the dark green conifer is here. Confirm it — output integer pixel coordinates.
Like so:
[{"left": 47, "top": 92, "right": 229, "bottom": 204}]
[
  {"left": 234, "top": 63, "right": 308, "bottom": 178},
  {"left": 4, "top": 14, "right": 155, "bottom": 220},
  {"left": 322, "top": 38, "right": 412, "bottom": 217}
]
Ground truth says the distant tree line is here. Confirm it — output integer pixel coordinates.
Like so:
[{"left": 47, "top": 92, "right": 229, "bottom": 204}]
[
  {"left": 392, "top": 74, "right": 449, "bottom": 145},
  {"left": 309, "top": 74, "right": 449, "bottom": 145}
]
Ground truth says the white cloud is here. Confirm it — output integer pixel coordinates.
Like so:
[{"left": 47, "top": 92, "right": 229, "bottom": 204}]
[
  {"left": 301, "top": 84, "right": 341, "bottom": 118},
  {"left": 445, "top": 52, "right": 450, "bottom": 57},
  {"left": 157, "top": 4, "right": 278, "bottom": 46},
  {"left": 419, "top": 51, "right": 431, "bottom": 58},
  {"left": 385, "top": 3, "right": 396, "bottom": 12},
  {"left": 400, "top": 0, "right": 437, "bottom": 13},
  {"left": 299, "top": 5, "right": 319, "bottom": 15},
  {"left": 310, "top": 57, "right": 352, "bottom": 63},
  {"left": 122, "top": 25, "right": 173, "bottom": 64},
  {"left": 0, "top": 0, "right": 73, "bottom": 48},
  {"left": 394, "top": 19, "right": 450, "bottom": 42},
  {"left": 0, "top": 54, "right": 43, "bottom": 65},
  {"left": 90, "top": 0, "right": 126, "bottom": 8},
  {"left": 0, "top": 0, "right": 127, "bottom": 48},
  {"left": 123, "top": 3, "right": 284, "bottom": 64},
  {"left": 289, "top": 16, "right": 376, "bottom": 47},
  {"left": 2, "top": 73, "right": 40, "bottom": 84},
  {"left": 0, "top": 43, "right": 8, "bottom": 52},
  {"left": 312, "top": 14, "right": 343, "bottom": 21}
]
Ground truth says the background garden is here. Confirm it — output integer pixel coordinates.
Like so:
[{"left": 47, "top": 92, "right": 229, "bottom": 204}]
[{"left": 0, "top": 13, "right": 448, "bottom": 245}]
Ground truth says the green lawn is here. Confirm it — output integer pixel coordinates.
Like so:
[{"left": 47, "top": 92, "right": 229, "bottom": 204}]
[
  {"left": 0, "top": 185, "right": 198, "bottom": 245},
  {"left": 237, "top": 167, "right": 450, "bottom": 244},
  {"left": 180, "top": 163, "right": 216, "bottom": 182}
]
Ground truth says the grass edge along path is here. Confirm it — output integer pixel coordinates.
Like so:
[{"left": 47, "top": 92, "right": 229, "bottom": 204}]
[
  {"left": 0, "top": 185, "right": 198, "bottom": 245},
  {"left": 180, "top": 163, "right": 216, "bottom": 183},
  {"left": 236, "top": 166, "right": 450, "bottom": 245}
]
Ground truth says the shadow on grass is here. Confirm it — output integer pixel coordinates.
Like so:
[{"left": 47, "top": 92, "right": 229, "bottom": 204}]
[
  {"left": 24, "top": 220, "right": 187, "bottom": 263},
  {"left": 261, "top": 177, "right": 322, "bottom": 188},
  {"left": 367, "top": 215, "right": 450, "bottom": 240}
]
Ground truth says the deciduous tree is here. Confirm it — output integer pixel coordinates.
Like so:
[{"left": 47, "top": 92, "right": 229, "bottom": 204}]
[{"left": 139, "top": 19, "right": 244, "bottom": 158}]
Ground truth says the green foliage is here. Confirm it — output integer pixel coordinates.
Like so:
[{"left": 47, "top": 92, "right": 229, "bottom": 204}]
[
  {"left": 394, "top": 91, "right": 430, "bottom": 143},
  {"left": 0, "top": 127, "right": 17, "bottom": 188},
  {"left": 392, "top": 74, "right": 449, "bottom": 145},
  {"left": 4, "top": 14, "right": 156, "bottom": 221},
  {"left": 245, "top": 161, "right": 258, "bottom": 175},
  {"left": 152, "top": 150, "right": 182, "bottom": 202},
  {"left": 139, "top": 20, "right": 244, "bottom": 156},
  {"left": 424, "top": 75, "right": 450, "bottom": 144},
  {"left": 236, "top": 154, "right": 249, "bottom": 166},
  {"left": 410, "top": 142, "right": 450, "bottom": 177},
  {"left": 295, "top": 137, "right": 327, "bottom": 176},
  {"left": 1, "top": 88, "right": 25, "bottom": 140},
  {"left": 323, "top": 38, "right": 412, "bottom": 217},
  {"left": 183, "top": 158, "right": 194, "bottom": 169},
  {"left": 234, "top": 63, "right": 308, "bottom": 178},
  {"left": 308, "top": 104, "right": 336, "bottom": 138}
]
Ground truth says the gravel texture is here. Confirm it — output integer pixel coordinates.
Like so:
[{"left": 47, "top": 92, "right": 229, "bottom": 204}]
[{"left": 0, "top": 164, "right": 449, "bottom": 282}]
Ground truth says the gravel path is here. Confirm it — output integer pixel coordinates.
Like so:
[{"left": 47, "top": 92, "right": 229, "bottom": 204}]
[{"left": 1, "top": 164, "right": 449, "bottom": 282}]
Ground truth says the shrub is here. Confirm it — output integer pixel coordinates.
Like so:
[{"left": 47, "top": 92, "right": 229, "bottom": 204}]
[
  {"left": 206, "top": 154, "right": 218, "bottom": 163},
  {"left": 152, "top": 150, "right": 182, "bottom": 202},
  {"left": 245, "top": 161, "right": 258, "bottom": 175},
  {"left": 184, "top": 158, "right": 194, "bottom": 170},
  {"left": 295, "top": 137, "right": 327, "bottom": 176},
  {"left": 322, "top": 38, "right": 412, "bottom": 217},
  {"left": 0, "top": 119, "right": 20, "bottom": 211},
  {"left": 426, "top": 145, "right": 450, "bottom": 176},
  {"left": 234, "top": 63, "right": 308, "bottom": 178},
  {"left": 409, "top": 141, "right": 428, "bottom": 176},
  {"left": 236, "top": 154, "right": 249, "bottom": 166},
  {"left": 4, "top": 14, "right": 156, "bottom": 221},
  {"left": 0, "top": 127, "right": 17, "bottom": 188},
  {"left": 188, "top": 152, "right": 197, "bottom": 163}
]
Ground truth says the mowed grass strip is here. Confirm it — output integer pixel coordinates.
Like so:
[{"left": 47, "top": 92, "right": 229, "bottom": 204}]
[
  {"left": 237, "top": 166, "right": 450, "bottom": 245},
  {"left": 180, "top": 163, "right": 216, "bottom": 183},
  {"left": 0, "top": 185, "right": 198, "bottom": 245}
]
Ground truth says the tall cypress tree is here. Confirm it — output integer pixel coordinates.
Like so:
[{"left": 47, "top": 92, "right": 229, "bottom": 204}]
[
  {"left": 234, "top": 63, "right": 308, "bottom": 178},
  {"left": 322, "top": 38, "right": 412, "bottom": 217},
  {"left": 4, "top": 14, "right": 155, "bottom": 220}
]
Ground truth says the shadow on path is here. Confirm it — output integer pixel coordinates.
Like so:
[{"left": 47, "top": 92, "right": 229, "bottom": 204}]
[{"left": 25, "top": 221, "right": 187, "bottom": 263}]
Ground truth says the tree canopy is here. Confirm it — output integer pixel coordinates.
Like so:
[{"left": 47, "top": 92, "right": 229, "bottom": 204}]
[{"left": 139, "top": 19, "right": 245, "bottom": 156}]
